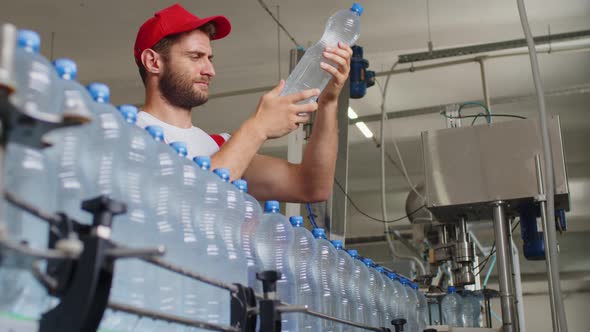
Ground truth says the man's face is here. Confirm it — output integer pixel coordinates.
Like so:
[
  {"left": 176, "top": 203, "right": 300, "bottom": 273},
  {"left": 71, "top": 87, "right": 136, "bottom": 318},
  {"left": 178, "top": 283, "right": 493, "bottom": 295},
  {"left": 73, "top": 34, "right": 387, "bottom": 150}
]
[{"left": 159, "top": 29, "right": 216, "bottom": 109}]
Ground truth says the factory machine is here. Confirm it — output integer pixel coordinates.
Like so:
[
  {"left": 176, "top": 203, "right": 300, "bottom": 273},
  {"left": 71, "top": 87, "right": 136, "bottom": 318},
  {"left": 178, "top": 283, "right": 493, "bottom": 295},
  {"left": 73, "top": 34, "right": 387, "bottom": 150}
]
[{"left": 404, "top": 113, "right": 570, "bottom": 331}]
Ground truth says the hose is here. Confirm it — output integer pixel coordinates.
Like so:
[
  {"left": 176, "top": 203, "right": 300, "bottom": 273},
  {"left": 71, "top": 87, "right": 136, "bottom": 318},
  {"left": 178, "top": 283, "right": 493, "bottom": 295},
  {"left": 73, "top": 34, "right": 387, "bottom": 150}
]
[{"left": 516, "top": 0, "right": 568, "bottom": 330}]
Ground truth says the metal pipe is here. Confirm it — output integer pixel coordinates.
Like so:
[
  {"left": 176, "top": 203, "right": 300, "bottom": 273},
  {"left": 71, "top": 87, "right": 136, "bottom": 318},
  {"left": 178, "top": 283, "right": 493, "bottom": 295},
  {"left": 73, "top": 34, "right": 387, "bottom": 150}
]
[
  {"left": 459, "top": 217, "right": 468, "bottom": 242},
  {"left": 535, "top": 154, "right": 560, "bottom": 332},
  {"left": 511, "top": 237, "right": 526, "bottom": 332},
  {"left": 518, "top": 0, "right": 568, "bottom": 327},
  {"left": 478, "top": 58, "right": 492, "bottom": 115},
  {"left": 492, "top": 201, "right": 517, "bottom": 332}
]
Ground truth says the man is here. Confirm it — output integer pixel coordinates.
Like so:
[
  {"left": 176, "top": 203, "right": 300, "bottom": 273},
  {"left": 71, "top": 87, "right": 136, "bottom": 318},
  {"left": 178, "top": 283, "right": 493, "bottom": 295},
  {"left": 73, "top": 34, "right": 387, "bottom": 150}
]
[{"left": 134, "top": 3, "right": 352, "bottom": 202}]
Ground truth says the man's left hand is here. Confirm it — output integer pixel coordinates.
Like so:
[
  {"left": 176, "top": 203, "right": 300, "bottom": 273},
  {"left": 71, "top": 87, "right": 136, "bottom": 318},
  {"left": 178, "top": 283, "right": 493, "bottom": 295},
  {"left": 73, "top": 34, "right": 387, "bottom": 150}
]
[{"left": 318, "top": 42, "right": 353, "bottom": 103}]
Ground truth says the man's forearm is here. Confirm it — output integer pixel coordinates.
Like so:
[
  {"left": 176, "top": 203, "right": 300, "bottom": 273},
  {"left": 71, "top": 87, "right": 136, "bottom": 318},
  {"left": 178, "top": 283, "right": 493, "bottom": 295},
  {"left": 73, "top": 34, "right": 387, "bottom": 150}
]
[
  {"left": 210, "top": 118, "right": 265, "bottom": 180},
  {"left": 299, "top": 98, "right": 339, "bottom": 200}
]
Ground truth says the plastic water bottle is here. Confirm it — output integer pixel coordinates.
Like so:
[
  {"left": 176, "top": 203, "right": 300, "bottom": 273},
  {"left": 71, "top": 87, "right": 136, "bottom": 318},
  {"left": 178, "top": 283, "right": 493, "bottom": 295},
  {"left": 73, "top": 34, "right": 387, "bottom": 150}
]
[
  {"left": 331, "top": 241, "right": 356, "bottom": 330},
  {"left": 1, "top": 145, "right": 55, "bottom": 318},
  {"left": 347, "top": 250, "right": 370, "bottom": 330},
  {"left": 43, "top": 59, "right": 94, "bottom": 224},
  {"left": 255, "top": 201, "right": 298, "bottom": 331},
  {"left": 212, "top": 168, "right": 248, "bottom": 286},
  {"left": 399, "top": 278, "right": 418, "bottom": 332},
  {"left": 84, "top": 83, "right": 128, "bottom": 202},
  {"left": 312, "top": 228, "right": 342, "bottom": 332},
  {"left": 415, "top": 283, "right": 429, "bottom": 331},
  {"left": 374, "top": 266, "right": 391, "bottom": 328},
  {"left": 138, "top": 127, "right": 185, "bottom": 331},
  {"left": 282, "top": 3, "right": 363, "bottom": 104},
  {"left": 10, "top": 29, "right": 62, "bottom": 122},
  {"left": 189, "top": 155, "right": 232, "bottom": 327},
  {"left": 361, "top": 258, "right": 382, "bottom": 328},
  {"left": 462, "top": 291, "right": 481, "bottom": 327},
  {"left": 290, "top": 216, "right": 321, "bottom": 331},
  {"left": 386, "top": 272, "right": 406, "bottom": 322},
  {"left": 233, "top": 179, "right": 262, "bottom": 291},
  {"left": 441, "top": 286, "right": 463, "bottom": 327},
  {"left": 98, "top": 105, "right": 157, "bottom": 331}
]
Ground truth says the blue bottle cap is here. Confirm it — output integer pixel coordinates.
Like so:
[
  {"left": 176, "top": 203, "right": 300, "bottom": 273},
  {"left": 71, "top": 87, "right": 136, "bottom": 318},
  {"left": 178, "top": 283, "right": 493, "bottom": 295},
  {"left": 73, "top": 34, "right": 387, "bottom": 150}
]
[
  {"left": 53, "top": 58, "right": 77, "bottom": 80},
  {"left": 169, "top": 141, "right": 188, "bottom": 157},
  {"left": 331, "top": 240, "right": 343, "bottom": 249},
  {"left": 289, "top": 216, "right": 304, "bottom": 227},
  {"left": 145, "top": 125, "right": 164, "bottom": 142},
  {"left": 448, "top": 286, "right": 456, "bottom": 293},
  {"left": 347, "top": 249, "right": 358, "bottom": 258},
  {"left": 412, "top": 283, "right": 419, "bottom": 290},
  {"left": 264, "top": 200, "right": 280, "bottom": 213},
  {"left": 387, "top": 272, "right": 398, "bottom": 280},
  {"left": 312, "top": 228, "right": 327, "bottom": 239},
  {"left": 362, "top": 258, "right": 374, "bottom": 267},
  {"left": 17, "top": 29, "right": 40, "bottom": 53},
  {"left": 375, "top": 266, "right": 385, "bottom": 273},
  {"left": 87, "top": 82, "right": 110, "bottom": 103},
  {"left": 213, "top": 168, "right": 230, "bottom": 182},
  {"left": 350, "top": 3, "right": 364, "bottom": 16},
  {"left": 193, "top": 156, "right": 211, "bottom": 170},
  {"left": 400, "top": 278, "right": 409, "bottom": 285},
  {"left": 232, "top": 179, "right": 248, "bottom": 192},
  {"left": 117, "top": 104, "right": 138, "bottom": 124}
]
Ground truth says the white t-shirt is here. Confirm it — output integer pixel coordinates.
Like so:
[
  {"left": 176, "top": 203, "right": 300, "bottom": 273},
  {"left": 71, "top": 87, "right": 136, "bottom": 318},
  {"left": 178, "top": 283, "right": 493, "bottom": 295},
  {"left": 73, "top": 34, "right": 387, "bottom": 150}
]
[{"left": 136, "top": 111, "right": 230, "bottom": 159}]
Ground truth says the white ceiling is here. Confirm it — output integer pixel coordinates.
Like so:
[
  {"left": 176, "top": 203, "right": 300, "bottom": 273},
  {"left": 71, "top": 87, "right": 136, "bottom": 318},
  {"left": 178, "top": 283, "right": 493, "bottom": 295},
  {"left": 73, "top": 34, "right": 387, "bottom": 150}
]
[{"left": 2, "top": 0, "right": 589, "bottom": 277}]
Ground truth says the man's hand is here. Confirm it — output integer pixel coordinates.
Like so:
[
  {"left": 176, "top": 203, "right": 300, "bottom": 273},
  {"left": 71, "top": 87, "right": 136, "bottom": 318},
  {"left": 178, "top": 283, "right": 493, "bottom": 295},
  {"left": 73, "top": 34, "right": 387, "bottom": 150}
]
[
  {"left": 249, "top": 80, "right": 320, "bottom": 140},
  {"left": 318, "top": 42, "right": 353, "bottom": 103}
]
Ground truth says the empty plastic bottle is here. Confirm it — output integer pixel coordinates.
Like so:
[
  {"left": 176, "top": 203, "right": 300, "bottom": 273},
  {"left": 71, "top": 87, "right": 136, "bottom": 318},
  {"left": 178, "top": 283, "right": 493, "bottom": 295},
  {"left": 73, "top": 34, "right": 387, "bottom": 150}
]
[
  {"left": 43, "top": 59, "right": 94, "bottom": 224},
  {"left": 331, "top": 240, "right": 356, "bottom": 331},
  {"left": 386, "top": 272, "right": 406, "bottom": 323},
  {"left": 290, "top": 216, "right": 321, "bottom": 331},
  {"left": 313, "top": 228, "right": 342, "bottom": 332},
  {"left": 1, "top": 144, "right": 55, "bottom": 319},
  {"left": 413, "top": 283, "right": 429, "bottom": 332},
  {"left": 190, "top": 156, "right": 232, "bottom": 327},
  {"left": 99, "top": 105, "right": 156, "bottom": 331},
  {"left": 84, "top": 83, "right": 128, "bottom": 202},
  {"left": 347, "top": 250, "right": 371, "bottom": 330},
  {"left": 441, "top": 286, "right": 463, "bottom": 327},
  {"left": 212, "top": 168, "right": 248, "bottom": 286},
  {"left": 361, "top": 258, "right": 382, "bottom": 328},
  {"left": 374, "top": 266, "right": 391, "bottom": 328},
  {"left": 282, "top": 3, "right": 363, "bottom": 104},
  {"left": 400, "top": 278, "right": 419, "bottom": 332},
  {"left": 462, "top": 291, "right": 481, "bottom": 328},
  {"left": 10, "top": 29, "right": 62, "bottom": 122},
  {"left": 233, "top": 179, "right": 262, "bottom": 291},
  {"left": 255, "top": 201, "right": 298, "bottom": 331}
]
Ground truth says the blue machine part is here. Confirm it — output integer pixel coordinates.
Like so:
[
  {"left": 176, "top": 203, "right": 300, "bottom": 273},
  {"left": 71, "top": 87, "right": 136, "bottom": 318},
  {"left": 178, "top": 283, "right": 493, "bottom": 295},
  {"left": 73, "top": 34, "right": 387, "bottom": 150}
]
[
  {"left": 350, "top": 45, "right": 375, "bottom": 99},
  {"left": 519, "top": 203, "right": 545, "bottom": 260}
]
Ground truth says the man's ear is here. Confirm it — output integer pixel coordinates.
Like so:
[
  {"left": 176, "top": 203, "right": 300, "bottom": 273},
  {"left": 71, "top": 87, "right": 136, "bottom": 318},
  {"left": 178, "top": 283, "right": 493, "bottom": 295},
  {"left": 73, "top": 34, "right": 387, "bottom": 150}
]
[{"left": 141, "top": 49, "right": 163, "bottom": 75}]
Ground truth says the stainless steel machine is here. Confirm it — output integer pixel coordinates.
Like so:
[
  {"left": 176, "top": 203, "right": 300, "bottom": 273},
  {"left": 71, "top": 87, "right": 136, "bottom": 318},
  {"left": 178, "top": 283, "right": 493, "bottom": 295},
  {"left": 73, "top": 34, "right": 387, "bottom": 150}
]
[{"left": 419, "top": 115, "right": 570, "bottom": 331}]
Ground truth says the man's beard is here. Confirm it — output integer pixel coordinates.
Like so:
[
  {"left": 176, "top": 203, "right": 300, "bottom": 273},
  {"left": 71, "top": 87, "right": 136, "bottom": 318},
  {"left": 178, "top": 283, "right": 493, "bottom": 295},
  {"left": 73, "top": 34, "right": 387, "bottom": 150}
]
[{"left": 159, "top": 65, "right": 208, "bottom": 110}]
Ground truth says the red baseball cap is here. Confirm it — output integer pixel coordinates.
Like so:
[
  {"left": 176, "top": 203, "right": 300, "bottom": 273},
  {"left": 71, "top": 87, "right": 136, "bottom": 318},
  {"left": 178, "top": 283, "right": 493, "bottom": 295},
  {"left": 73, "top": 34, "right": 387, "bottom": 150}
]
[{"left": 134, "top": 3, "right": 231, "bottom": 64}]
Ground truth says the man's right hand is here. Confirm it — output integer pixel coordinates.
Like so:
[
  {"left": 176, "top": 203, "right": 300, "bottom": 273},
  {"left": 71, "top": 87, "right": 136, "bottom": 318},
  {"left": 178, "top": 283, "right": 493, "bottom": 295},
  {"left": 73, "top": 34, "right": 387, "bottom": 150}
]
[{"left": 250, "top": 80, "right": 320, "bottom": 140}]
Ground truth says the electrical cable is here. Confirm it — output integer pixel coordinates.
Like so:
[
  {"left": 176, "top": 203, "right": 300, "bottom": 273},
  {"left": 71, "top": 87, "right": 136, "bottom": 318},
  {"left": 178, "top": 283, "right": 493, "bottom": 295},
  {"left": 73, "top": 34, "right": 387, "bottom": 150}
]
[
  {"left": 457, "top": 102, "right": 492, "bottom": 123},
  {"left": 516, "top": 0, "right": 567, "bottom": 329},
  {"left": 333, "top": 177, "right": 425, "bottom": 224},
  {"left": 441, "top": 113, "right": 527, "bottom": 121},
  {"left": 305, "top": 203, "right": 319, "bottom": 229},
  {"left": 474, "top": 219, "right": 520, "bottom": 277},
  {"left": 256, "top": 0, "right": 301, "bottom": 48}
]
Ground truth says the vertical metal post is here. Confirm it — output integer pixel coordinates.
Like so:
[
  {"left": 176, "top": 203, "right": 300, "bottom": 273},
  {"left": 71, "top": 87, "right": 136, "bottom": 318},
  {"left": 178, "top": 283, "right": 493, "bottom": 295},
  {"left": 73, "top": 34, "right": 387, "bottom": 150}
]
[
  {"left": 485, "top": 297, "right": 492, "bottom": 328},
  {"left": 491, "top": 201, "right": 517, "bottom": 332},
  {"left": 328, "top": 79, "right": 349, "bottom": 242},
  {"left": 534, "top": 154, "right": 560, "bottom": 332},
  {"left": 285, "top": 48, "right": 305, "bottom": 219}
]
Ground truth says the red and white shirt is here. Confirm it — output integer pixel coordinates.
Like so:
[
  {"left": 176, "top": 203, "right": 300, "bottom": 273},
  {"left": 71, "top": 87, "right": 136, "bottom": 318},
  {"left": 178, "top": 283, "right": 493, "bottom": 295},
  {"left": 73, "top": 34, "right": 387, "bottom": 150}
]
[{"left": 136, "top": 111, "right": 230, "bottom": 159}]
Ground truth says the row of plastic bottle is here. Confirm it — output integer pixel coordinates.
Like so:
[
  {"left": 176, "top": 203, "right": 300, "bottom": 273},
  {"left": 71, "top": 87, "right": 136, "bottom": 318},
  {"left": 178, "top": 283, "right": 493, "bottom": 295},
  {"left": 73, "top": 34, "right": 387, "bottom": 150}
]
[
  {"left": 0, "top": 27, "right": 431, "bottom": 332},
  {"left": 441, "top": 286, "right": 482, "bottom": 328}
]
